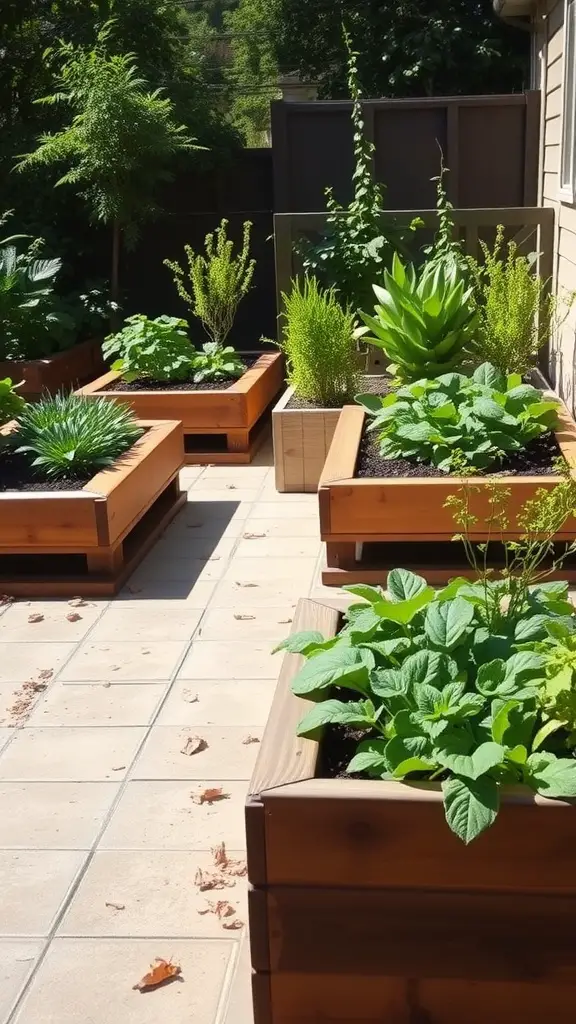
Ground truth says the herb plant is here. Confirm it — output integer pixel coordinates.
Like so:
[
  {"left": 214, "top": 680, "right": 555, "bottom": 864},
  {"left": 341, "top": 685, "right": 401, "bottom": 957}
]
[
  {"left": 358, "top": 253, "right": 478, "bottom": 383},
  {"left": 357, "top": 362, "right": 559, "bottom": 472},
  {"left": 14, "top": 393, "right": 143, "bottom": 479},
  {"left": 0, "top": 378, "right": 25, "bottom": 426},
  {"left": 279, "top": 277, "right": 359, "bottom": 407},
  {"left": 190, "top": 342, "right": 245, "bottom": 384},
  {"left": 103, "top": 314, "right": 195, "bottom": 383},
  {"left": 164, "top": 219, "right": 255, "bottom": 350}
]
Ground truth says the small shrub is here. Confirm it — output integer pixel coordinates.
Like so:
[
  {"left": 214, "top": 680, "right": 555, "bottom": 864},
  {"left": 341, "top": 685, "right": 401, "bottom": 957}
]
[
  {"left": 164, "top": 219, "right": 255, "bottom": 349},
  {"left": 190, "top": 342, "right": 245, "bottom": 384},
  {"left": 14, "top": 393, "right": 143, "bottom": 479},
  {"left": 279, "top": 277, "right": 359, "bottom": 407},
  {"left": 102, "top": 314, "right": 195, "bottom": 382},
  {"left": 0, "top": 378, "right": 25, "bottom": 426}
]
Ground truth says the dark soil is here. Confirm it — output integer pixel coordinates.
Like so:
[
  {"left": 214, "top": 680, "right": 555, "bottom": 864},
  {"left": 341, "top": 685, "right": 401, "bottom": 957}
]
[
  {"left": 0, "top": 451, "right": 91, "bottom": 492},
  {"left": 102, "top": 354, "right": 259, "bottom": 393},
  {"left": 356, "top": 428, "right": 563, "bottom": 479},
  {"left": 286, "top": 374, "right": 393, "bottom": 411}
]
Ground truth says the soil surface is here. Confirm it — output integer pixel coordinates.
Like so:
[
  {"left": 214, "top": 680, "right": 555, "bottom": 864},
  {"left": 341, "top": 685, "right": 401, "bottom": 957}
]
[
  {"left": 102, "top": 354, "right": 259, "bottom": 393},
  {"left": 0, "top": 451, "right": 91, "bottom": 492},
  {"left": 356, "top": 428, "right": 563, "bottom": 479},
  {"left": 286, "top": 374, "right": 393, "bottom": 411}
]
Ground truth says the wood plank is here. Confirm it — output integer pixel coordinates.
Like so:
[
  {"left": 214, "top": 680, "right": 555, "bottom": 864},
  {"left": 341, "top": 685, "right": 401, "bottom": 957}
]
[
  {"left": 321, "top": 560, "right": 576, "bottom": 586},
  {"left": 265, "top": 886, "right": 576, "bottom": 980},
  {"left": 262, "top": 779, "right": 576, "bottom": 892},
  {"left": 0, "top": 339, "right": 104, "bottom": 396},
  {"left": 273, "top": 388, "right": 342, "bottom": 493},
  {"left": 0, "top": 494, "right": 99, "bottom": 549},
  {"left": 319, "top": 406, "right": 362, "bottom": 486}
]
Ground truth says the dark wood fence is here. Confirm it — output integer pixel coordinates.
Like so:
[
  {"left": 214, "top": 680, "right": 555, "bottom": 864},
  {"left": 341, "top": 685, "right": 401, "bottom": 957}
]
[{"left": 272, "top": 93, "right": 540, "bottom": 213}]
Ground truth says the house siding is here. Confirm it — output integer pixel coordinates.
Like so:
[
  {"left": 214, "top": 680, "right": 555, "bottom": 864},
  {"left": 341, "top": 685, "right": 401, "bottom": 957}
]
[{"left": 537, "top": 0, "right": 576, "bottom": 407}]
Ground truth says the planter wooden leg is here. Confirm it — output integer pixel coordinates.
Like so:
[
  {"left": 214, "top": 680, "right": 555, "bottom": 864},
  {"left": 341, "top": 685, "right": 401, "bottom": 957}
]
[
  {"left": 325, "top": 542, "right": 357, "bottom": 570},
  {"left": 86, "top": 545, "right": 123, "bottom": 577}
]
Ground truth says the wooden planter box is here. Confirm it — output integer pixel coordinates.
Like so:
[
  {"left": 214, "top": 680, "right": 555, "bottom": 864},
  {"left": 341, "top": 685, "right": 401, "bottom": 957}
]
[
  {"left": 77, "top": 351, "right": 284, "bottom": 465},
  {"left": 0, "top": 420, "right": 185, "bottom": 596},
  {"left": 0, "top": 339, "right": 104, "bottom": 399},
  {"left": 318, "top": 404, "right": 576, "bottom": 585},
  {"left": 247, "top": 598, "right": 576, "bottom": 1024},
  {"left": 272, "top": 387, "right": 342, "bottom": 493}
]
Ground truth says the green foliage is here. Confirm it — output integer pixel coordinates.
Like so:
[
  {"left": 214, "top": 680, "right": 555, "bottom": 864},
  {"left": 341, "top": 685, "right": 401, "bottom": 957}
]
[
  {"left": 190, "top": 342, "right": 245, "bottom": 384},
  {"left": 103, "top": 314, "right": 195, "bottom": 382},
  {"left": 13, "top": 392, "right": 143, "bottom": 479},
  {"left": 164, "top": 219, "right": 255, "bottom": 348},
  {"left": 358, "top": 363, "right": 560, "bottom": 473},
  {"left": 224, "top": 0, "right": 279, "bottom": 146},
  {"left": 279, "top": 562, "right": 576, "bottom": 844},
  {"left": 279, "top": 277, "right": 359, "bottom": 407},
  {"left": 530, "top": 620, "right": 576, "bottom": 743},
  {"left": 296, "top": 31, "right": 421, "bottom": 312},
  {"left": 358, "top": 253, "right": 478, "bottom": 382},
  {"left": 468, "top": 227, "right": 561, "bottom": 377},
  {"left": 423, "top": 162, "right": 466, "bottom": 275},
  {"left": 0, "top": 379, "right": 26, "bottom": 426}
]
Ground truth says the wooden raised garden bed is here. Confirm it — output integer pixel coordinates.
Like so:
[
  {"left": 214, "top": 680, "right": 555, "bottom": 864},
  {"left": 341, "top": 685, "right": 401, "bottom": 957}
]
[
  {"left": 77, "top": 351, "right": 284, "bottom": 465},
  {"left": 0, "top": 419, "right": 185, "bottom": 597},
  {"left": 318, "top": 404, "right": 576, "bottom": 585},
  {"left": 0, "top": 339, "right": 104, "bottom": 399},
  {"left": 247, "top": 598, "right": 576, "bottom": 1024}
]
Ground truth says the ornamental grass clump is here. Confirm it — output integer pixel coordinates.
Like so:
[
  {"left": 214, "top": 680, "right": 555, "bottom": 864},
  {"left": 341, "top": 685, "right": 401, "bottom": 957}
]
[
  {"left": 280, "top": 277, "right": 360, "bottom": 407},
  {"left": 13, "top": 392, "right": 143, "bottom": 479}
]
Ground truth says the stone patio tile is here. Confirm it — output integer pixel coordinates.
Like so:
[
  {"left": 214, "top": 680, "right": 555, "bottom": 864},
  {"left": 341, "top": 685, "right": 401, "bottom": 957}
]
[
  {"left": 0, "top": 728, "right": 13, "bottom": 753},
  {"left": 178, "top": 641, "right": 277, "bottom": 680},
  {"left": 234, "top": 536, "right": 321, "bottom": 558},
  {"left": 12, "top": 938, "right": 233, "bottom": 1024},
  {"left": 0, "top": 939, "right": 44, "bottom": 1024},
  {"left": 129, "top": 555, "right": 227, "bottom": 584},
  {"left": 99, "top": 779, "right": 247, "bottom": 850},
  {"left": 59, "top": 641, "right": 187, "bottom": 681},
  {"left": 58, "top": 850, "right": 247, "bottom": 937},
  {"left": 88, "top": 605, "right": 202, "bottom": 643},
  {"left": 222, "top": 556, "right": 316, "bottom": 583},
  {"left": 192, "top": 479, "right": 262, "bottom": 500},
  {"left": 201, "top": 465, "right": 269, "bottom": 480},
  {"left": 184, "top": 498, "right": 251, "bottom": 521},
  {"left": 257, "top": 484, "right": 320, "bottom": 502},
  {"left": 0, "top": 782, "right": 119, "bottom": 848},
  {"left": 198, "top": 606, "right": 294, "bottom": 642},
  {"left": 27, "top": 683, "right": 168, "bottom": 727},
  {"left": 222, "top": 933, "right": 253, "bottom": 1024},
  {"left": 237, "top": 516, "right": 320, "bottom": 538},
  {"left": 247, "top": 500, "right": 319, "bottom": 520},
  {"left": 116, "top": 581, "right": 217, "bottom": 606},
  {"left": 0, "top": 727, "right": 147, "bottom": 782},
  {"left": 0, "top": 850, "right": 85, "bottom": 936},
  {"left": 154, "top": 533, "right": 237, "bottom": 562},
  {"left": 156, "top": 679, "right": 274, "bottom": 727},
  {"left": 0, "top": 644, "right": 76, "bottom": 684},
  {"left": 160, "top": 514, "right": 246, "bottom": 541},
  {"left": 0, "top": 601, "right": 105, "bottom": 643},
  {"left": 179, "top": 465, "right": 205, "bottom": 485},
  {"left": 210, "top": 579, "right": 302, "bottom": 608},
  {"left": 132, "top": 726, "right": 260, "bottom": 780}
]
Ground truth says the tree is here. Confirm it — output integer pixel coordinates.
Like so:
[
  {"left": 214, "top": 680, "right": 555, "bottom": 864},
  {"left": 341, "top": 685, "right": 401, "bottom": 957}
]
[
  {"left": 268, "top": 0, "right": 529, "bottom": 99},
  {"left": 224, "top": 0, "right": 279, "bottom": 146},
  {"left": 18, "top": 25, "right": 198, "bottom": 302}
]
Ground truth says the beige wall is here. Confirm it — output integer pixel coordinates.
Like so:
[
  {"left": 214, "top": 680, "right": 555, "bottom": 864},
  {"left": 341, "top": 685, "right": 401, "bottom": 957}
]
[{"left": 536, "top": 0, "right": 576, "bottom": 408}]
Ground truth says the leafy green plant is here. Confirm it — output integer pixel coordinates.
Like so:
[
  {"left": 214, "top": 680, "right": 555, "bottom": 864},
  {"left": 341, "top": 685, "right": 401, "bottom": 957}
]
[
  {"left": 13, "top": 392, "right": 143, "bottom": 479},
  {"left": 423, "top": 161, "right": 467, "bottom": 276},
  {"left": 0, "top": 378, "right": 25, "bottom": 426},
  {"left": 102, "top": 314, "right": 195, "bottom": 382},
  {"left": 279, "top": 277, "right": 359, "bottom": 407},
  {"left": 190, "top": 341, "right": 245, "bottom": 384},
  {"left": 357, "top": 253, "right": 478, "bottom": 383},
  {"left": 164, "top": 219, "right": 255, "bottom": 350},
  {"left": 468, "top": 226, "right": 563, "bottom": 377},
  {"left": 295, "top": 30, "right": 421, "bottom": 313},
  {"left": 358, "top": 362, "right": 559, "bottom": 472}
]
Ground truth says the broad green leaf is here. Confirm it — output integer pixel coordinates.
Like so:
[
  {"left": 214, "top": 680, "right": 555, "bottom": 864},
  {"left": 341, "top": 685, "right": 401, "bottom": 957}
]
[
  {"left": 398, "top": 650, "right": 444, "bottom": 688},
  {"left": 273, "top": 631, "right": 324, "bottom": 655},
  {"left": 347, "top": 738, "right": 388, "bottom": 775},
  {"left": 355, "top": 393, "right": 383, "bottom": 414},
  {"left": 371, "top": 667, "right": 411, "bottom": 700},
  {"left": 386, "top": 568, "right": 429, "bottom": 602},
  {"left": 414, "top": 682, "right": 443, "bottom": 715},
  {"left": 476, "top": 660, "right": 515, "bottom": 697},
  {"left": 532, "top": 757, "right": 576, "bottom": 798},
  {"left": 491, "top": 699, "right": 520, "bottom": 744},
  {"left": 385, "top": 734, "right": 432, "bottom": 771},
  {"left": 506, "top": 744, "right": 528, "bottom": 765},
  {"left": 345, "top": 607, "right": 382, "bottom": 637},
  {"left": 424, "top": 598, "right": 474, "bottom": 650},
  {"left": 472, "top": 363, "right": 506, "bottom": 390},
  {"left": 392, "top": 756, "right": 436, "bottom": 777},
  {"left": 436, "top": 741, "right": 505, "bottom": 780},
  {"left": 363, "top": 637, "right": 411, "bottom": 660},
  {"left": 455, "top": 693, "right": 486, "bottom": 717},
  {"left": 390, "top": 709, "right": 421, "bottom": 738},
  {"left": 296, "top": 699, "right": 374, "bottom": 737},
  {"left": 291, "top": 647, "right": 373, "bottom": 696},
  {"left": 514, "top": 615, "right": 551, "bottom": 642},
  {"left": 344, "top": 584, "right": 385, "bottom": 605},
  {"left": 504, "top": 651, "right": 545, "bottom": 684},
  {"left": 532, "top": 718, "right": 564, "bottom": 752},
  {"left": 442, "top": 775, "right": 499, "bottom": 843},
  {"left": 435, "top": 577, "right": 472, "bottom": 602},
  {"left": 375, "top": 588, "right": 434, "bottom": 624}
]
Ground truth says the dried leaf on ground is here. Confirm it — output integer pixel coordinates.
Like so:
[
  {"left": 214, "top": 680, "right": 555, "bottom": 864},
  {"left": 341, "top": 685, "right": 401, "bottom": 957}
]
[
  {"left": 68, "top": 597, "right": 90, "bottom": 607},
  {"left": 278, "top": 618, "right": 293, "bottom": 624},
  {"left": 212, "top": 842, "right": 247, "bottom": 876},
  {"left": 242, "top": 734, "right": 260, "bottom": 745},
  {"left": 235, "top": 582, "right": 258, "bottom": 588},
  {"left": 225, "top": 484, "right": 237, "bottom": 490},
  {"left": 198, "top": 899, "right": 235, "bottom": 919},
  {"left": 28, "top": 614, "right": 44, "bottom": 624},
  {"left": 242, "top": 532, "right": 266, "bottom": 540},
  {"left": 133, "top": 958, "right": 182, "bottom": 991},
  {"left": 0, "top": 595, "right": 14, "bottom": 606},
  {"left": 182, "top": 689, "right": 199, "bottom": 704},
  {"left": 222, "top": 917, "right": 244, "bottom": 930},
  {"left": 105, "top": 901, "right": 125, "bottom": 911},
  {"left": 194, "top": 868, "right": 234, "bottom": 891},
  {"left": 234, "top": 614, "right": 255, "bottom": 621},
  {"left": 66, "top": 612, "right": 82, "bottom": 622},
  {"left": 6, "top": 672, "right": 51, "bottom": 726},
  {"left": 181, "top": 734, "right": 207, "bottom": 756},
  {"left": 38, "top": 669, "right": 53, "bottom": 682},
  {"left": 191, "top": 787, "right": 228, "bottom": 805}
]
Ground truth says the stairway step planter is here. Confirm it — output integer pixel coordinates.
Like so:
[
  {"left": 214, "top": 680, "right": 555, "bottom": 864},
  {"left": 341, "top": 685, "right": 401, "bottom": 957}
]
[
  {"left": 77, "top": 351, "right": 283, "bottom": 464},
  {"left": 0, "top": 419, "right": 185, "bottom": 596},
  {"left": 0, "top": 339, "right": 104, "bottom": 399},
  {"left": 318, "top": 404, "right": 576, "bottom": 586},
  {"left": 247, "top": 597, "right": 576, "bottom": 1024}
]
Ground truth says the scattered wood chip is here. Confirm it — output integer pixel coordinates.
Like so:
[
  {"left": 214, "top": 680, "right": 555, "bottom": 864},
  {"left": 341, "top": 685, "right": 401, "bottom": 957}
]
[
  {"left": 243, "top": 532, "right": 266, "bottom": 539},
  {"left": 198, "top": 899, "right": 236, "bottom": 919},
  {"left": 222, "top": 918, "right": 244, "bottom": 930},
  {"left": 38, "top": 669, "right": 53, "bottom": 682},
  {"left": 235, "top": 582, "right": 258, "bottom": 588},
  {"left": 111, "top": 765, "right": 126, "bottom": 772},
  {"left": 66, "top": 612, "right": 82, "bottom": 622},
  {"left": 242, "top": 734, "right": 260, "bottom": 745},
  {"left": 28, "top": 614, "right": 44, "bottom": 624},
  {"left": 181, "top": 734, "right": 208, "bottom": 756},
  {"left": 234, "top": 614, "right": 255, "bottom": 621},
  {"left": 0, "top": 595, "right": 14, "bottom": 606},
  {"left": 194, "top": 867, "right": 234, "bottom": 891},
  {"left": 68, "top": 597, "right": 89, "bottom": 607},
  {"left": 133, "top": 958, "right": 182, "bottom": 991},
  {"left": 278, "top": 618, "right": 293, "bottom": 624},
  {"left": 182, "top": 689, "right": 199, "bottom": 704},
  {"left": 212, "top": 842, "right": 247, "bottom": 877},
  {"left": 225, "top": 484, "right": 237, "bottom": 490},
  {"left": 105, "top": 901, "right": 125, "bottom": 911},
  {"left": 7, "top": 670, "right": 52, "bottom": 726},
  {"left": 191, "top": 787, "right": 228, "bottom": 805}
]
